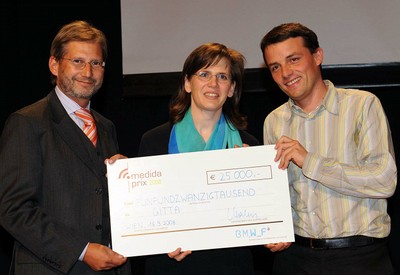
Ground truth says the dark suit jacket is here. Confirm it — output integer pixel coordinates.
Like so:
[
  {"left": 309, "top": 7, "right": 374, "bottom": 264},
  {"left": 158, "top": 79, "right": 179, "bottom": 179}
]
[
  {"left": 135, "top": 122, "right": 259, "bottom": 275},
  {"left": 0, "top": 90, "right": 131, "bottom": 274},
  {"left": 138, "top": 122, "right": 260, "bottom": 156}
]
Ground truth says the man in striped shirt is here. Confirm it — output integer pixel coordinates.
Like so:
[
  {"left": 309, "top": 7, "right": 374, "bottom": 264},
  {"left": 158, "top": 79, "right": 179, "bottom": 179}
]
[{"left": 260, "top": 23, "right": 397, "bottom": 275}]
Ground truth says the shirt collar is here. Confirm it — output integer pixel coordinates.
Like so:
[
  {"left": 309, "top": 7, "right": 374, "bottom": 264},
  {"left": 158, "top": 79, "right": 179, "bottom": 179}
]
[
  {"left": 286, "top": 80, "right": 338, "bottom": 120},
  {"left": 55, "top": 86, "right": 91, "bottom": 115}
]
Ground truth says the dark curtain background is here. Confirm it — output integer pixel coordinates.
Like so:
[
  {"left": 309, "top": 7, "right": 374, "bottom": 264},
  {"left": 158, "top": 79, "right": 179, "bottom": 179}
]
[
  {"left": 0, "top": 1, "right": 125, "bottom": 273},
  {"left": 0, "top": 1, "right": 399, "bottom": 275}
]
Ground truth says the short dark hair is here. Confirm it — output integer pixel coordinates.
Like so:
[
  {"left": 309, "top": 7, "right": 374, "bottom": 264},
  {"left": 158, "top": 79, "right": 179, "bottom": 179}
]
[
  {"left": 169, "top": 43, "right": 248, "bottom": 130},
  {"left": 260, "top": 23, "right": 319, "bottom": 64}
]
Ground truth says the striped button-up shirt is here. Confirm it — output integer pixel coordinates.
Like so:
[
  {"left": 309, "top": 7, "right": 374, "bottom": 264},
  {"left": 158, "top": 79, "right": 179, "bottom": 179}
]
[{"left": 264, "top": 80, "right": 397, "bottom": 238}]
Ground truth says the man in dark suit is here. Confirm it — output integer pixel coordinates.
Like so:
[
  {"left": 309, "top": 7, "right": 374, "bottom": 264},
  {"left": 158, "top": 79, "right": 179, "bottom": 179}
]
[{"left": 0, "top": 20, "right": 131, "bottom": 274}]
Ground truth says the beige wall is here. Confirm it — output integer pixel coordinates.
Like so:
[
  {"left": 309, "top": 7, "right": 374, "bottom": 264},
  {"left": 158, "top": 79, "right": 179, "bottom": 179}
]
[{"left": 121, "top": 0, "right": 400, "bottom": 74}]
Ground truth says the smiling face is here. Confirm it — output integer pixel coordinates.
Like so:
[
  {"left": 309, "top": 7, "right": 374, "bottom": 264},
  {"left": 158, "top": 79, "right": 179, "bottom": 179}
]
[
  {"left": 185, "top": 57, "right": 235, "bottom": 117},
  {"left": 49, "top": 41, "right": 104, "bottom": 107},
  {"left": 264, "top": 37, "right": 325, "bottom": 110}
]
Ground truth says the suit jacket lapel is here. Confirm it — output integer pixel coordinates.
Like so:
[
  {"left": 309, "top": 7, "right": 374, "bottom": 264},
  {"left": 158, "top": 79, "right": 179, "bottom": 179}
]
[
  {"left": 48, "top": 90, "right": 104, "bottom": 180},
  {"left": 91, "top": 110, "right": 118, "bottom": 156}
]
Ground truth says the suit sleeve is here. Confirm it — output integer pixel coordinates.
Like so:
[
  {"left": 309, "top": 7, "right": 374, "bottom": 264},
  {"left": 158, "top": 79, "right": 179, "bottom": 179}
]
[
  {"left": 239, "top": 130, "right": 260, "bottom": 146},
  {"left": 0, "top": 113, "right": 86, "bottom": 273},
  {"left": 138, "top": 123, "right": 171, "bottom": 157}
]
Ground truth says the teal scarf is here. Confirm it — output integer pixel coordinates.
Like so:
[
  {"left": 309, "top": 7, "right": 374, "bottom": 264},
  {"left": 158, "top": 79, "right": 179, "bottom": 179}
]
[{"left": 168, "top": 108, "right": 242, "bottom": 154}]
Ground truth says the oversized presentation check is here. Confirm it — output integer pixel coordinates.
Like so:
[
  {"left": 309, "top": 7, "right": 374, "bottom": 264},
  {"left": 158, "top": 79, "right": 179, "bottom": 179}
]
[{"left": 107, "top": 145, "right": 294, "bottom": 257}]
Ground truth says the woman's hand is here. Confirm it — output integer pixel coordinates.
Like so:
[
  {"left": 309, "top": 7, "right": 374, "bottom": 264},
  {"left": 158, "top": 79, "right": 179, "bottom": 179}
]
[
  {"left": 264, "top": 242, "right": 292, "bottom": 252},
  {"left": 168, "top": 247, "right": 192, "bottom": 262},
  {"left": 234, "top": 143, "right": 249, "bottom": 148}
]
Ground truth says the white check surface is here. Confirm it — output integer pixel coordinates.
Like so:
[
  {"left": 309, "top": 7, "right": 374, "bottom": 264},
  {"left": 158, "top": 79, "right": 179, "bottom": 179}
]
[{"left": 107, "top": 145, "right": 294, "bottom": 257}]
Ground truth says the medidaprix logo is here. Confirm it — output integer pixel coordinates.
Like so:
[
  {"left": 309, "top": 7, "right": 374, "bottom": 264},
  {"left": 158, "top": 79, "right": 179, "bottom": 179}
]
[{"left": 118, "top": 165, "right": 162, "bottom": 192}]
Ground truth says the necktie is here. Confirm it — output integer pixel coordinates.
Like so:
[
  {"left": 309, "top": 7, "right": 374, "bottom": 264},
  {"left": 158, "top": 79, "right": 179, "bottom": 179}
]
[{"left": 75, "top": 108, "right": 97, "bottom": 146}]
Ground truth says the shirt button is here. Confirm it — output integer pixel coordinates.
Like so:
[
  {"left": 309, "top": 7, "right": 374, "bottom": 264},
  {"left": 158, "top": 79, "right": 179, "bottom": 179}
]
[
  {"left": 95, "top": 187, "right": 103, "bottom": 194},
  {"left": 95, "top": 224, "right": 102, "bottom": 230}
]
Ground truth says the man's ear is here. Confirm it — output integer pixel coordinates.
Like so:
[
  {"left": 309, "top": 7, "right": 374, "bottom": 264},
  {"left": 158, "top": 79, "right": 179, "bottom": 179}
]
[
  {"left": 48, "top": 56, "right": 59, "bottom": 77},
  {"left": 313, "top": 47, "right": 323, "bottom": 66}
]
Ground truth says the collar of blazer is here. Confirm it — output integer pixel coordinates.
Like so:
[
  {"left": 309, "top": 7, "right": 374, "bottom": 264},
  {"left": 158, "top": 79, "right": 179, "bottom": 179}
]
[{"left": 48, "top": 90, "right": 107, "bottom": 180}]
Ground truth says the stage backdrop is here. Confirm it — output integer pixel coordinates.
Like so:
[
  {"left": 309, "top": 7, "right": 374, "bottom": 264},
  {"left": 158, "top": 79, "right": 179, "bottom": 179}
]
[{"left": 121, "top": 0, "right": 400, "bottom": 74}]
